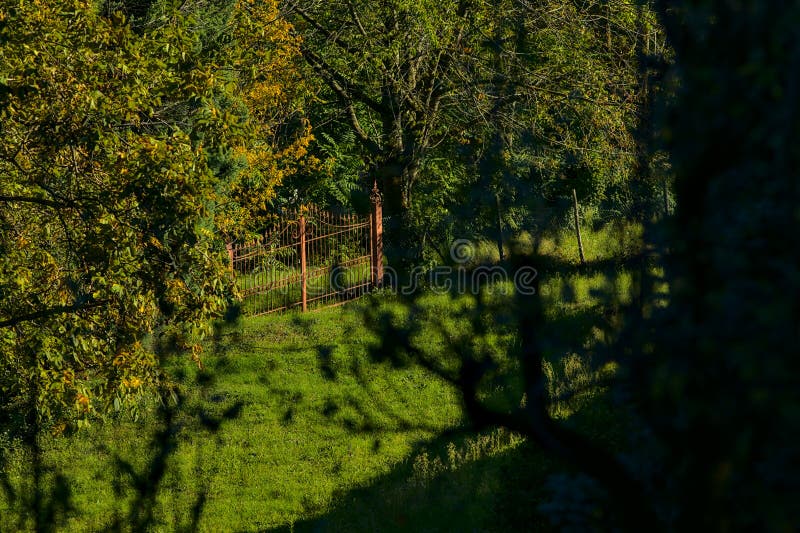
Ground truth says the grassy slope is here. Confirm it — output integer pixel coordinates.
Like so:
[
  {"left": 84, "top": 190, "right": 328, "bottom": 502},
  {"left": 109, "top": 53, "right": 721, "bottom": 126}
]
[
  {"left": 3, "top": 308, "right": 469, "bottom": 531},
  {"left": 0, "top": 221, "right": 644, "bottom": 532}
]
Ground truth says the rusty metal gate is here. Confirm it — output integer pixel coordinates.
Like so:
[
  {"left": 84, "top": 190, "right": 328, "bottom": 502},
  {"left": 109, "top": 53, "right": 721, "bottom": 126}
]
[{"left": 228, "top": 188, "right": 383, "bottom": 315}]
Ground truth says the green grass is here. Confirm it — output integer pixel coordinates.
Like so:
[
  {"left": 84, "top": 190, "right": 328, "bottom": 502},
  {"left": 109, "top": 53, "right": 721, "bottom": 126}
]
[
  {"left": 1, "top": 222, "right": 643, "bottom": 532},
  {"left": 465, "top": 219, "right": 644, "bottom": 268},
  {"left": 1, "top": 306, "right": 470, "bottom": 531},
  {"left": 0, "top": 299, "right": 622, "bottom": 532},
  {"left": 537, "top": 218, "right": 644, "bottom": 265}
]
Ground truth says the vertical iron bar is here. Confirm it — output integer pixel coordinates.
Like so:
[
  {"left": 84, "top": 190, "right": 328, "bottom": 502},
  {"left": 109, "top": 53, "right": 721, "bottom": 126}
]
[
  {"left": 300, "top": 213, "right": 307, "bottom": 312},
  {"left": 370, "top": 181, "right": 383, "bottom": 289}
]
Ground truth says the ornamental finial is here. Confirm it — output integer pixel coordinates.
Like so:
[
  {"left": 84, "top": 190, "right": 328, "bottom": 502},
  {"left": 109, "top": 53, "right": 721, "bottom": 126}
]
[{"left": 370, "top": 179, "right": 382, "bottom": 205}]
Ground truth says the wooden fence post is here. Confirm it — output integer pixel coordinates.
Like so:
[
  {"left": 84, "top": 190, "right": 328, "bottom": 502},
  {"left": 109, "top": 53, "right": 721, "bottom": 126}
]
[
  {"left": 572, "top": 188, "right": 586, "bottom": 266},
  {"left": 300, "top": 214, "right": 307, "bottom": 312},
  {"left": 370, "top": 181, "right": 383, "bottom": 288},
  {"left": 495, "top": 192, "right": 506, "bottom": 262}
]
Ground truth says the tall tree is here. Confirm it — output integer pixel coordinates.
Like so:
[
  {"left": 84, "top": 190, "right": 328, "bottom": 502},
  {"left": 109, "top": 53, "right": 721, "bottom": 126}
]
[
  {"left": 290, "top": 0, "right": 663, "bottom": 263},
  {"left": 365, "top": 0, "right": 800, "bottom": 527},
  {"left": 286, "top": 0, "right": 482, "bottom": 216},
  {"left": 626, "top": 0, "right": 800, "bottom": 527},
  {"left": 0, "top": 0, "right": 308, "bottom": 429}
]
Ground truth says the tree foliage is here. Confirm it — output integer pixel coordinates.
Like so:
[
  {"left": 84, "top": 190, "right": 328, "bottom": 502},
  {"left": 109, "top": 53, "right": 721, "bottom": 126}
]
[
  {"left": 222, "top": 0, "right": 316, "bottom": 233},
  {"left": 287, "top": 0, "right": 483, "bottom": 216},
  {"left": 361, "top": 0, "right": 800, "bottom": 528},
  {"left": 0, "top": 0, "right": 307, "bottom": 429},
  {"left": 289, "top": 0, "right": 668, "bottom": 266}
]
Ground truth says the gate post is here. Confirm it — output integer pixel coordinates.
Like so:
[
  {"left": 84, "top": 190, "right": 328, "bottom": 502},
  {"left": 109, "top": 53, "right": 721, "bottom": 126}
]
[
  {"left": 370, "top": 181, "right": 383, "bottom": 288},
  {"left": 300, "top": 214, "right": 307, "bottom": 312}
]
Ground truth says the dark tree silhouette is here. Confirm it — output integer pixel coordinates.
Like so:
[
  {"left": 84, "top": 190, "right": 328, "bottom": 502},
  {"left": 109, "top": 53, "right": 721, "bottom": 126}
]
[{"left": 364, "top": 0, "right": 800, "bottom": 529}]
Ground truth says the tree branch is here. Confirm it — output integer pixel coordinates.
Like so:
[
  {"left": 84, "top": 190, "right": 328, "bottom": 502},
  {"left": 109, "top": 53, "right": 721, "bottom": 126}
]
[
  {"left": 344, "top": 104, "right": 383, "bottom": 155},
  {"left": 300, "top": 47, "right": 387, "bottom": 115},
  {"left": 346, "top": 1, "right": 368, "bottom": 36},
  {"left": 0, "top": 195, "right": 65, "bottom": 209},
  {"left": 301, "top": 49, "right": 383, "bottom": 154},
  {"left": 293, "top": 5, "right": 361, "bottom": 56},
  {"left": 0, "top": 299, "right": 109, "bottom": 329}
]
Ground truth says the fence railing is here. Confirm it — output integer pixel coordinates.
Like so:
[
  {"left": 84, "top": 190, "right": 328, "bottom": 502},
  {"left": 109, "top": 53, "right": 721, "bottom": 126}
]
[{"left": 228, "top": 185, "right": 383, "bottom": 315}]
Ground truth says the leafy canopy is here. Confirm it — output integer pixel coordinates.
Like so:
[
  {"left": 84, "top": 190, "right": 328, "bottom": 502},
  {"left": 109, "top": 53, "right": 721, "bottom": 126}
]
[{"left": 0, "top": 0, "right": 308, "bottom": 429}]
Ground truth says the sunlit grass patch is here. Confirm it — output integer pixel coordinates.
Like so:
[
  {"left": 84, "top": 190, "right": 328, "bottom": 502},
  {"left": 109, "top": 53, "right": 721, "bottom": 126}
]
[
  {"left": 538, "top": 219, "right": 644, "bottom": 265},
  {"left": 1, "top": 218, "right": 644, "bottom": 531}
]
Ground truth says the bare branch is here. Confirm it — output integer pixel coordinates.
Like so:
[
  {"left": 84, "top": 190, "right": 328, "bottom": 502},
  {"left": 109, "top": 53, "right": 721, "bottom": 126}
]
[{"left": 346, "top": 1, "right": 368, "bottom": 36}]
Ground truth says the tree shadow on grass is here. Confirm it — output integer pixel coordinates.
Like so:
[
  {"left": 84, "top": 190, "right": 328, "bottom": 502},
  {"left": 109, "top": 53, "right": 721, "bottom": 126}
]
[
  {"left": 263, "top": 249, "right": 636, "bottom": 532},
  {"left": 259, "top": 289, "right": 626, "bottom": 532},
  {"left": 263, "top": 429, "right": 551, "bottom": 532},
  {"left": 266, "top": 388, "right": 622, "bottom": 533}
]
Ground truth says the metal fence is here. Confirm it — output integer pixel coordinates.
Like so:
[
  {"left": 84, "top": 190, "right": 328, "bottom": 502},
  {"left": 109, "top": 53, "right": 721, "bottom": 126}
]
[{"left": 228, "top": 187, "right": 383, "bottom": 315}]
